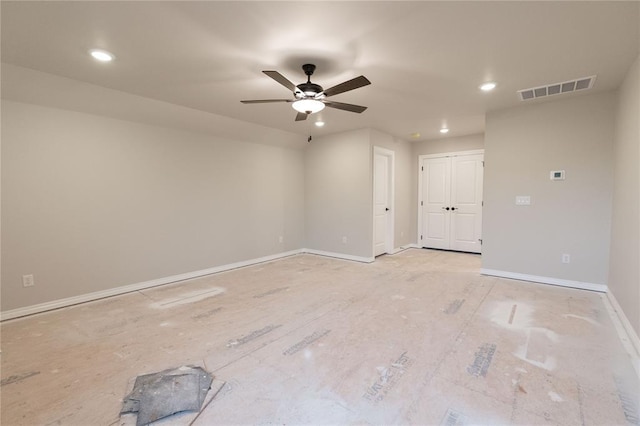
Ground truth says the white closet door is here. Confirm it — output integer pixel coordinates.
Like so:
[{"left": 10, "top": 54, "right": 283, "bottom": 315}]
[
  {"left": 421, "top": 157, "right": 451, "bottom": 250},
  {"left": 420, "top": 153, "right": 483, "bottom": 254}
]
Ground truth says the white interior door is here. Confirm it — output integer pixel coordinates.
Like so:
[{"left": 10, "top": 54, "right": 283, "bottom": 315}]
[
  {"left": 374, "top": 148, "right": 394, "bottom": 256},
  {"left": 421, "top": 157, "right": 451, "bottom": 250},
  {"left": 450, "top": 154, "right": 484, "bottom": 253},
  {"left": 420, "top": 152, "right": 483, "bottom": 253}
]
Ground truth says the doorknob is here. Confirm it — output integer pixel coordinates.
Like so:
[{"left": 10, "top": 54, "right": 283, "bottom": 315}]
[
  {"left": 451, "top": 207, "right": 457, "bottom": 211},
  {"left": 385, "top": 207, "right": 390, "bottom": 211},
  {"left": 442, "top": 207, "right": 450, "bottom": 211}
]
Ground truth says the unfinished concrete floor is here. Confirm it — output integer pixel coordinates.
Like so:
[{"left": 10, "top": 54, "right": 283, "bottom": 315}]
[{"left": 1, "top": 249, "right": 639, "bottom": 425}]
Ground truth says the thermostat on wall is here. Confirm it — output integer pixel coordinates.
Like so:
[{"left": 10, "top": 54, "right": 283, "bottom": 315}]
[{"left": 550, "top": 170, "right": 565, "bottom": 181}]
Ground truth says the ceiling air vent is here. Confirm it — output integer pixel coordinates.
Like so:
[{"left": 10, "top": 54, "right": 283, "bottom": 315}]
[{"left": 518, "top": 75, "right": 596, "bottom": 101}]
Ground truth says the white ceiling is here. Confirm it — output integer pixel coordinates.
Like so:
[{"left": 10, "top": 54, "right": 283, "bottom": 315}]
[{"left": 1, "top": 1, "right": 638, "bottom": 142}]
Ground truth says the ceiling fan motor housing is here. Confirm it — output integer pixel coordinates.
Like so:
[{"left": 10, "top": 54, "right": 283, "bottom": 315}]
[
  {"left": 297, "top": 64, "right": 323, "bottom": 97},
  {"left": 296, "top": 82, "right": 323, "bottom": 98}
]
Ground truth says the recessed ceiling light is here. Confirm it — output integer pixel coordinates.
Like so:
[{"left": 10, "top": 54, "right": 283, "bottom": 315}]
[
  {"left": 440, "top": 128, "right": 449, "bottom": 134},
  {"left": 480, "top": 82, "right": 497, "bottom": 92},
  {"left": 89, "top": 49, "right": 115, "bottom": 62},
  {"left": 410, "top": 132, "right": 421, "bottom": 139},
  {"left": 315, "top": 121, "right": 325, "bottom": 127}
]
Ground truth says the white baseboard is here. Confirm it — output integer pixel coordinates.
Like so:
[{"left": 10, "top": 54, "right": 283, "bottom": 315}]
[
  {"left": 480, "top": 268, "right": 608, "bottom": 293},
  {"left": 302, "top": 248, "right": 375, "bottom": 264},
  {"left": 1, "top": 248, "right": 380, "bottom": 321},
  {"left": 603, "top": 291, "right": 640, "bottom": 377},
  {"left": 0, "top": 249, "right": 304, "bottom": 322}
]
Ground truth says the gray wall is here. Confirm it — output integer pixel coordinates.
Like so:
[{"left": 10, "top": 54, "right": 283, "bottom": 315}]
[
  {"left": 304, "top": 128, "right": 415, "bottom": 259},
  {"left": 1, "top": 100, "right": 305, "bottom": 311},
  {"left": 609, "top": 54, "right": 640, "bottom": 337},
  {"left": 304, "top": 129, "right": 373, "bottom": 258},
  {"left": 412, "top": 133, "right": 484, "bottom": 157},
  {"left": 483, "top": 92, "right": 615, "bottom": 285}
]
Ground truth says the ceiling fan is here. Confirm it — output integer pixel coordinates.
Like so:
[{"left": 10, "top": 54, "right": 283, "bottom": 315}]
[{"left": 241, "top": 64, "right": 371, "bottom": 121}]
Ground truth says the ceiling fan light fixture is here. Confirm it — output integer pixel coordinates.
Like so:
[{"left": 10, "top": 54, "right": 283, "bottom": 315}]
[{"left": 292, "top": 99, "right": 325, "bottom": 114}]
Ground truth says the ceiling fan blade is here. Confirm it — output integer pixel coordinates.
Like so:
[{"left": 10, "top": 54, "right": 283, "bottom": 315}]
[
  {"left": 241, "top": 99, "right": 291, "bottom": 104},
  {"left": 295, "top": 112, "right": 308, "bottom": 121},
  {"left": 322, "top": 75, "right": 371, "bottom": 97},
  {"left": 263, "top": 71, "right": 298, "bottom": 92},
  {"left": 323, "top": 101, "right": 368, "bottom": 113}
]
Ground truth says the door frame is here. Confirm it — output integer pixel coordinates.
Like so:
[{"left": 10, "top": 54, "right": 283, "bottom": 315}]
[
  {"left": 417, "top": 149, "right": 484, "bottom": 248},
  {"left": 373, "top": 146, "right": 395, "bottom": 256}
]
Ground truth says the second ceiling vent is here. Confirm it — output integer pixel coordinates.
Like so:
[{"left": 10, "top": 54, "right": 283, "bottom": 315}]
[{"left": 518, "top": 75, "right": 596, "bottom": 101}]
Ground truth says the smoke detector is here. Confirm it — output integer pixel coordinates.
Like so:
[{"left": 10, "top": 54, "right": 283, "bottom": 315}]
[{"left": 518, "top": 75, "right": 596, "bottom": 101}]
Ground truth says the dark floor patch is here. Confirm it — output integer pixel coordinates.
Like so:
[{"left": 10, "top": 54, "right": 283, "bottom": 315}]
[
  {"left": 467, "top": 343, "right": 497, "bottom": 377},
  {"left": 614, "top": 375, "right": 640, "bottom": 425},
  {"left": 508, "top": 304, "right": 517, "bottom": 324},
  {"left": 1, "top": 371, "right": 40, "bottom": 386},
  {"left": 253, "top": 287, "right": 289, "bottom": 299},
  {"left": 227, "top": 324, "right": 281, "bottom": 347},
  {"left": 441, "top": 407, "right": 467, "bottom": 425},
  {"left": 192, "top": 307, "right": 223, "bottom": 320},
  {"left": 444, "top": 299, "right": 465, "bottom": 315},
  {"left": 283, "top": 329, "right": 331, "bottom": 356}
]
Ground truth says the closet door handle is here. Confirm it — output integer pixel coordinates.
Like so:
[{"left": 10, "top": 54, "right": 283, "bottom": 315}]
[
  {"left": 451, "top": 207, "right": 457, "bottom": 211},
  {"left": 442, "top": 207, "right": 450, "bottom": 211}
]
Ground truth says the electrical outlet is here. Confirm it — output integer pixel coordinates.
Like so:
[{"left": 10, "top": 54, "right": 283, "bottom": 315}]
[
  {"left": 562, "top": 254, "right": 570, "bottom": 264},
  {"left": 342, "top": 236, "right": 348, "bottom": 244},
  {"left": 22, "top": 274, "right": 35, "bottom": 287},
  {"left": 278, "top": 236, "right": 283, "bottom": 243}
]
